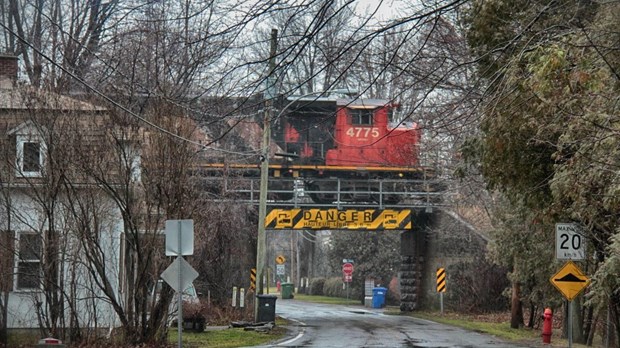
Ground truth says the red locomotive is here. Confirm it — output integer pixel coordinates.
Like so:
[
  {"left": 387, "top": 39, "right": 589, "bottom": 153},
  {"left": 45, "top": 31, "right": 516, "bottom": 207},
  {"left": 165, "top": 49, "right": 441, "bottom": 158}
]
[
  {"left": 201, "top": 95, "right": 433, "bottom": 204},
  {"left": 269, "top": 96, "right": 428, "bottom": 204},
  {"left": 275, "top": 97, "right": 420, "bottom": 168}
]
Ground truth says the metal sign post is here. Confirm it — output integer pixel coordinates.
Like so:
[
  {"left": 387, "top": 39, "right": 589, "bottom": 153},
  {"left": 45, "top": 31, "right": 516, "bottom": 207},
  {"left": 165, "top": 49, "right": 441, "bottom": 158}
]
[
  {"left": 550, "top": 261, "right": 590, "bottom": 348},
  {"left": 342, "top": 261, "right": 353, "bottom": 301},
  {"left": 162, "top": 219, "right": 197, "bottom": 348},
  {"left": 177, "top": 221, "right": 182, "bottom": 348},
  {"left": 568, "top": 300, "right": 573, "bottom": 348},
  {"left": 436, "top": 268, "right": 446, "bottom": 315},
  {"left": 178, "top": 223, "right": 182, "bottom": 348},
  {"left": 161, "top": 257, "right": 198, "bottom": 348}
]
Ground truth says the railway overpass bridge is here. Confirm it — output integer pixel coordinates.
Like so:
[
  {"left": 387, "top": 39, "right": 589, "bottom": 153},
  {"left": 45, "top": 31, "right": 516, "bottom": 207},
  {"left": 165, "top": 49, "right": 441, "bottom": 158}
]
[{"left": 199, "top": 175, "right": 491, "bottom": 311}]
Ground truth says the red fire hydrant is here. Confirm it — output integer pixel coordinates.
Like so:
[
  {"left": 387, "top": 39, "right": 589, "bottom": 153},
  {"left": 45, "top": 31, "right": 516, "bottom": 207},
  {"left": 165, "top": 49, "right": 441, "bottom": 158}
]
[{"left": 542, "top": 307, "right": 553, "bottom": 344}]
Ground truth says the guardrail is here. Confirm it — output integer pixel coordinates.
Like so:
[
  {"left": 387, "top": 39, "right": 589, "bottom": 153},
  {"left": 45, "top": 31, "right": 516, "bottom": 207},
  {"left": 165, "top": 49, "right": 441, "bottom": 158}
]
[{"left": 195, "top": 176, "right": 446, "bottom": 209}]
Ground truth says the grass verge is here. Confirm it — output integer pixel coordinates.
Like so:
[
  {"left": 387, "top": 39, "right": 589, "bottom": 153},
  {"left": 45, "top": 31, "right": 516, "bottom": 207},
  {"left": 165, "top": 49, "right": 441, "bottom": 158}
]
[
  {"left": 168, "top": 327, "right": 287, "bottom": 348},
  {"left": 168, "top": 317, "right": 289, "bottom": 348},
  {"left": 404, "top": 310, "right": 597, "bottom": 348},
  {"left": 407, "top": 311, "right": 539, "bottom": 341},
  {"left": 6, "top": 320, "right": 289, "bottom": 348}
]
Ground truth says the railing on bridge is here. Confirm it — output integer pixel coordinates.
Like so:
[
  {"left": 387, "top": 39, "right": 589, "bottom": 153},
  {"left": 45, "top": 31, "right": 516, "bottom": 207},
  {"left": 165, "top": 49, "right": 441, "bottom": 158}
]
[{"left": 195, "top": 176, "right": 446, "bottom": 210}]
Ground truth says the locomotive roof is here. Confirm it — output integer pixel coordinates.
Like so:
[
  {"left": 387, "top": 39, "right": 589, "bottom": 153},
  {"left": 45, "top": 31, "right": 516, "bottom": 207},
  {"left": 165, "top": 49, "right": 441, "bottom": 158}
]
[
  {"left": 337, "top": 98, "right": 392, "bottom": 109},
  {"left": 286, "top": 96, "right": 392, "bottom": 109}
]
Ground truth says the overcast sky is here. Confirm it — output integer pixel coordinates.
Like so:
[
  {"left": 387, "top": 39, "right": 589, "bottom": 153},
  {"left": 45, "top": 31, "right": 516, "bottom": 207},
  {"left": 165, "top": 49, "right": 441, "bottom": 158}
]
[{"left": 354, "top": 0, "right": 409, "bottom": 21}]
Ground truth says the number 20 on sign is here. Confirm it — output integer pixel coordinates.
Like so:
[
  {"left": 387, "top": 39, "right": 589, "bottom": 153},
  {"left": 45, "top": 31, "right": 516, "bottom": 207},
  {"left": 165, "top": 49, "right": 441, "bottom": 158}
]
[{"left": 556, "top": 223, "right": 585, "bottom": 260}]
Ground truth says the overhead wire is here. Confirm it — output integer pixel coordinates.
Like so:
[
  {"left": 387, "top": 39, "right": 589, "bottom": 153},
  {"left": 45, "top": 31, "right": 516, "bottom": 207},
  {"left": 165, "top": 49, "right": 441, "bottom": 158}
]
[
  {"left": 3, "top": 0, "right": 470, "bottom": 162},
  {"left": 0, "top": 18, "right": 260, "bottom": 158},
  {"left": 271, "top": 0, "right": 473, "bottom": 161}
]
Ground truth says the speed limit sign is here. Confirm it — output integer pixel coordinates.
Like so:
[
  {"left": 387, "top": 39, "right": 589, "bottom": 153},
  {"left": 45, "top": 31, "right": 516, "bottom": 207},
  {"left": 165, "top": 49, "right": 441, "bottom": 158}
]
[{"left": 556, "top": 223, "right": 585, "bottom": 260}]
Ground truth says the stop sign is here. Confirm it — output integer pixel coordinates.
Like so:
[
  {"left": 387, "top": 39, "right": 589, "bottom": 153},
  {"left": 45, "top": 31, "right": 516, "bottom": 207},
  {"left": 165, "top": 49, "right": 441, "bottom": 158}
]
[{"left": 342, "top": 262, "right": 354, "bottom": 275}]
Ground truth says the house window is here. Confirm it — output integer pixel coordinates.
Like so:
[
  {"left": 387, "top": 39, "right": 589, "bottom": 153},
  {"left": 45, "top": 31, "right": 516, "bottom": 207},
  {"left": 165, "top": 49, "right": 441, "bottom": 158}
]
[
  {"left": 22, "top": 142, "right": 41, "bottom": 172},
  {"left": 350, "top": 109, "right": 374, "bottom": 125},
  {"left": 9, "top": 122, "right": 47, "bottom": 177},
  {"left": 16, "top": 233, "right": 42, "bottom": 290},
  {"left": 17, "top": 136, "right": 45, "bottom": 177}
]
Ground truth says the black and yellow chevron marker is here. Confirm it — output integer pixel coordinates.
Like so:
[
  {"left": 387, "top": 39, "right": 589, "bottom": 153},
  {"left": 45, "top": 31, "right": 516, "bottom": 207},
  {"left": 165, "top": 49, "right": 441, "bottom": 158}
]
[
  {"left": 265, "top": 208, "right": 411, "bottom": 230},
  {"left": 250, "top": 268, "right": 256, "bottom": 291},
  {"left": 436, "top": 268, "right": 446, "bottom": 293}
]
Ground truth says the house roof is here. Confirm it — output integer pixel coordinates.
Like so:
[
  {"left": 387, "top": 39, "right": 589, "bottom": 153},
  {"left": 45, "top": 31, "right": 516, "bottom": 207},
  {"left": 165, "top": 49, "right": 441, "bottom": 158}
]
[{"left": 0, "top": 85, "right": 105, "bottom": 111}]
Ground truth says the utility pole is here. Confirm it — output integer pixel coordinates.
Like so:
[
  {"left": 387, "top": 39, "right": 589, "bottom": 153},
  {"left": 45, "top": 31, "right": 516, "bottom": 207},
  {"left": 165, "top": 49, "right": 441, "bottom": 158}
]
[{"left": 255, "top": 28, "right": 277, "bottom": 319}]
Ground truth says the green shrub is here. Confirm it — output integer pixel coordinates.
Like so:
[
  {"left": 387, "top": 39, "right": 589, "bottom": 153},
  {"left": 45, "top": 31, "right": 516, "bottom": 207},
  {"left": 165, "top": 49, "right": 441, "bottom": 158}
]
[
  {"left": 322, "top": 277, "right": 363, "bottom": 300},
  {"left": 323, "top": 277, "right": 345, "bottom": 297},
  {"left": 308, "top": 277, "right": 326, "bottom": 295}
]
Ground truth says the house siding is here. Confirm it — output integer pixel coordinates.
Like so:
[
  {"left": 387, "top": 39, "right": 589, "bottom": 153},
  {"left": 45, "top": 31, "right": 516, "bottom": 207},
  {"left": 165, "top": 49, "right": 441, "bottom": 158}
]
[
  {"left": 0, "top": 73, "right": 128, "bottom": 330},
  {"left": 2, "top": 191, "right": 123, "bottom": 329}
]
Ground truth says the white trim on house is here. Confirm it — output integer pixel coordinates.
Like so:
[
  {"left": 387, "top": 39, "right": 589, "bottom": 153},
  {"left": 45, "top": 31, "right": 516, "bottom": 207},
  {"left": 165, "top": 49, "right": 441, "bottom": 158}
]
[{"left": 8, "top": 121, "right": 46, "bottom": 178}]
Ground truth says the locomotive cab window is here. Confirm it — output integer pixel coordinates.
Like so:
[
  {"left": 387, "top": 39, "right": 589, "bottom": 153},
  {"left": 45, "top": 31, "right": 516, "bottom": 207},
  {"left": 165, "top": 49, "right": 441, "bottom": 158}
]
[
  {"left": 388, "top": 106, "right": 404, "bottom": 123},
  {"left": 388, "top": 107, "right": 396, "bottom": 122},
  {"left": 350, "top": 109, "right": 374, "bottom": 125}
]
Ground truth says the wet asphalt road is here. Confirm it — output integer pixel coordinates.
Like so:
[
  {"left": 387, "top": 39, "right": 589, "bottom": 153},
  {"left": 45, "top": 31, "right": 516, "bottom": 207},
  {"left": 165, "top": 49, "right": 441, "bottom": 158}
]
[{"left": 256, "top": 300, "right": 536, "bottom": 348}]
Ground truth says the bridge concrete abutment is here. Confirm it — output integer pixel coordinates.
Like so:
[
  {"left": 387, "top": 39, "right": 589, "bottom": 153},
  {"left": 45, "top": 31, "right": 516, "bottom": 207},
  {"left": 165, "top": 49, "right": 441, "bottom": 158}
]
[
  {"left": 399, "top": 209, "right": 490, "bottom": 311},
  {"left": 399, "top": 210, "right": 433, "bottom": 311}
]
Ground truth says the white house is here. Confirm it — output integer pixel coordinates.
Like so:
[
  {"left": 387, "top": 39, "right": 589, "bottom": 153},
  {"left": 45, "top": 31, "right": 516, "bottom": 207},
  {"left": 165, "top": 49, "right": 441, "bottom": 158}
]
[{"left": 0, "top": 54, "right": 124, "bottom": 332}]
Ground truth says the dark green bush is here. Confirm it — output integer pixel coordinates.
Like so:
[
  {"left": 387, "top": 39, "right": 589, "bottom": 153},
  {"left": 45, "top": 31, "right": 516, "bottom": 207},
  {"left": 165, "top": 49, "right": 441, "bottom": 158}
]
[
  {"left": 323, "top": 277, "right": 345, "bottom": 297},
  {"left": 308, "top": 277, "right": 326, "bottom": 296},
  {"left": 322, "top": 277, "right": 362, "bottom": 300}
]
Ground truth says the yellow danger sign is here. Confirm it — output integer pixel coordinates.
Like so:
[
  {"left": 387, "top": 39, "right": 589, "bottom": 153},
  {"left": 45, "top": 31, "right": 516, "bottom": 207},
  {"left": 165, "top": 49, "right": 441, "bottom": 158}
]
[{"left": 265, "top": 208, "right": 411, "bottom": 230}]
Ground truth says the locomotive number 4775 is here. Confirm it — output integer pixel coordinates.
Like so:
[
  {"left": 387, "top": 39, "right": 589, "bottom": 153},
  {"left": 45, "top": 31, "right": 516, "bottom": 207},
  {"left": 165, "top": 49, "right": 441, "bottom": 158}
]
[{"left": 346, "top": 127, "right": 380, "bottom": 138}]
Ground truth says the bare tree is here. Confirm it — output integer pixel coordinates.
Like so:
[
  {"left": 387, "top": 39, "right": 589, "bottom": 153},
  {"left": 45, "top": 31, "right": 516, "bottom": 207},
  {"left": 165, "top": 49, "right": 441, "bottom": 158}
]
[
  {"left": 0, "top": 0, "right": 538, "bottom": 344},
  {"left": 1, "top": 0, "right": 117, "bottom": 89}
]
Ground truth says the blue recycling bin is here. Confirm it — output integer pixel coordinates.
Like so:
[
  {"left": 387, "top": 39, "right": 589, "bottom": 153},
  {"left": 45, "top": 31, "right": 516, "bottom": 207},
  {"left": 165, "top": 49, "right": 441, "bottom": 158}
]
[{"left": 372, "top": 287, "right": 387, "bottom": 308}]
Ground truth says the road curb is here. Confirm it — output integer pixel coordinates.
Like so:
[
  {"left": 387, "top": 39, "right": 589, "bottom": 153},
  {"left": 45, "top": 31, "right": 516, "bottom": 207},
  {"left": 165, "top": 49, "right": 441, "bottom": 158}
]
[{"left": 264, "top": 316, "right": 306, "bottom": 347}]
